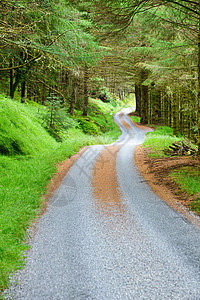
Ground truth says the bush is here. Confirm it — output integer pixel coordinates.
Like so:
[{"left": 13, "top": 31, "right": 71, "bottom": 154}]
[
  {"left": 42, "top": 94, "right": 77, "bottom": 141},
  {"left": 76, "top": 118, "right": 100, "bottom": 135}
]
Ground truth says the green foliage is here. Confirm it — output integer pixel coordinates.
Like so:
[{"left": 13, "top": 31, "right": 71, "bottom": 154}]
[
  {"left": 103, "top": 90, "right": 116, "bottom": 103},
  {"left": 130, "top": 116, "right": 141, "bottom": 123},
  {"left": 170, "top": 166, "right": 200, "bottom": 213},
  {"left": 89, "top": 97, "right": 125, "bottom": 113},
  {"left": 0, "top": 0, "right": 104, "bottom": 69},
  {"left": 143, "top": 126, "right": 182, "bottom": 157},
  {"left": 76, "top": 117, "right": 100, "bottom": 135},
  {"left": 90, "top": 79, "right": 115, "bottom": 103},
  {"left": 90, "top": 77, "right": 106, "bottom": 97},
  {"left": 42, "top": 94, "right": 77, "bottom": 141},
  {"left": 87, "top": 101, "right": 110, "bottom": 132},
  {"left": 103, "top": 112, "right": 121, "bottom": 141},
  {"left": 147, "top": 126, "right": 174, "bottom": 136},
  {"left": 170, "top": 166, "right": 200, "bottom": 196},
  {"left": 190, "top": 197, "right": 200, "bottom": 213},
  {"left": 0, "top": 0, "right": 107, "bottom": 103},
  {"left": 73, "top": 98, "right": 122, "bottom": 135},
  {"left": 0, "top": 95, "right": 57, "bottom": 156},
  {"left": 89, "top": 99, "right": 122, "bottom": 140}
]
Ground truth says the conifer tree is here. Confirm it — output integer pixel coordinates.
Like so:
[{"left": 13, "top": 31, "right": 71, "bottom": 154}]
[
  {"left": 0, "top": 0, "right": 104, "bottom": 100},
  {"left": 88, "top": 0, "right": 200, "bottom": 156}
]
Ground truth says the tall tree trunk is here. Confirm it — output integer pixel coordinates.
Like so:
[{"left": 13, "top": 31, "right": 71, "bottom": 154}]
[
  {"left": 41, "top": 83, "right": 46, "bottom": 104},
  {"left": 157, "top": 90, "right": 162, "bottom": 124},
  {"left": 135, "top": 83, "right": 141, "bottom": 114},
  {"left": 27, "top": 83, "right": 32, "bottom": 101},
  {"left": 198, "top": 1, "right": 200, "bottom": 157},
  {"left": 83, "top": 65, "right": 89, "bottom": 116},
  {"left": 140, "top": 84, "right": 148, "bottom": 124},
  {"left": 10, "top": 69, "right": 21, "bottom": 99},
  {"left": 172, "top": 93, "right": 179, "bottom": 136},
  {"left": 70, "top": 80, "right": 77, "bottom": 116},
  {"left": 164, "top": 94, "right": 169, "bottom": 126},
  {"left": 11, "top": 52, "right": 25, "bottom": 99},
  {"left": 9, "top": 59, "right": 15, "bottom": 98},
  {"left": 148, "top": 87, "right": 152, "bottom": 124},
  {"left": 180, "top": 99, "right": 184, "bottom": 136},
  {"left": 21, "top": 81, "right": 26, "bottom": 103},
  {"left": 160, "top": 90, "right": 165, "bottom": 125},
  {"left": 169, "top": 96, "right": 172, "bottom": 128},
  {"left": 151, "top": 87, "right": 160, "bottom": 125},
  {"left": 139, "top": 68, "right": 149, "bottom": 124}
]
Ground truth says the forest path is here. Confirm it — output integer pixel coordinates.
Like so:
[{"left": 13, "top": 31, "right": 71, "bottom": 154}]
[{"left": 5, "top": 109, "right": 200, "bottom": 299}]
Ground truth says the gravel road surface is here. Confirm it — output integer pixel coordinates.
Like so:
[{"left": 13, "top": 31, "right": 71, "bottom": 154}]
[{"left": 5, "top": 109, "right": 200, "bottom": 299}]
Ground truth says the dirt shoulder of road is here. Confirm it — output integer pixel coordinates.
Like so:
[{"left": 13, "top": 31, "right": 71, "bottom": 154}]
[
  {"left": 134, "top": 145, "right": 200, "bottom": 227},
  {"left": 28, "top": 147, "right": 89, "bottom": 239},
  {"left": 39, "top": 146, "right": 89, "bottom": 216}
]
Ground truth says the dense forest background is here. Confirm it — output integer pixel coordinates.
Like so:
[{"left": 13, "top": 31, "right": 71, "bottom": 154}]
[{"left": 0, "top": 0, "right": 200, "bottom": 156}]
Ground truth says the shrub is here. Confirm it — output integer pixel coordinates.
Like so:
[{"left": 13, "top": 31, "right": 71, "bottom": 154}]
[
  {"left": 76, "top": 118, "right": 100, "bottom": 135},
  {"left": 41, "top": 94, "right": 78, "bottom": 141}
]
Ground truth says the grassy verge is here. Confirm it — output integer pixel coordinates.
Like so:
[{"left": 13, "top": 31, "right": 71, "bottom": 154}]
[
  {"left": 87, "top": 98, "right": 122, "bottom": 142},
  {"left": 142, "top": 125, "right": 200, "bottom": 214},
  {"left": 0, "top": 95, "right": 123, "bottom": 293},
  {"left": 143, "top": 126, "right": 183, "bottom": 158},
  {"left": 170, "top": 167, "right": 200, "bottom": 213},
  {"left": 129, "top": 116, "right": 141, "bottom": 123}
]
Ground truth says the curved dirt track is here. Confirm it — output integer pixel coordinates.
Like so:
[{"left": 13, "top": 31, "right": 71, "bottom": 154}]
[{"left": 4, "top": 109, "right": 200, "bottom": 299}]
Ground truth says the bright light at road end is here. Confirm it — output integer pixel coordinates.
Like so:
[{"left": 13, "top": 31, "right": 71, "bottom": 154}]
[{"left": 120, "top": 107, "right": 135, "bottom": 114}]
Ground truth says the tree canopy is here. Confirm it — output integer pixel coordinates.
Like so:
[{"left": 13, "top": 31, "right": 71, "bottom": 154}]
[{"left": 0, "top": 0, "right": 200, "bottom": 156}]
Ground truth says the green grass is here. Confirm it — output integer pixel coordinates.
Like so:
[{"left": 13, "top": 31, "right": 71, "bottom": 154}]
[
  {"left": 0, "top": 95, "right": 57, "bottom": 156},
  {"left": 130, "top": 116, "right": 141, "bottom": 123},
  {"left": 170, "top": 166, "right": 200, "bottom": 213},
  {"left": 88, "top": 98, "right": 122, "bottom": 141},
  {"left": 143, "top": 126, "right": 183, "bottom": 158},
  {"left": 89, "top": 98, "right": 117, "bottom": 114},
  {"left": 103, "top": 112, "right": 121, "bottom": 141},
  {"left": 72, "top": 98, "right": 122, "bottom": 142},
  {"left": 71, "top": 98, "right": 123, "bottom": 137},
  {"left": 0, "top": 95, "right": 123, "bottom": 293},
  {"left": 142, "top": 125, "right": 200, "bottom": 214}
]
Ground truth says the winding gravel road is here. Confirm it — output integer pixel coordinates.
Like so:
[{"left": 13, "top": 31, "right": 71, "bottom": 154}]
[{"left": 5, "top": 109, "right": 200, "bottom": 299}]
